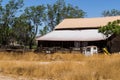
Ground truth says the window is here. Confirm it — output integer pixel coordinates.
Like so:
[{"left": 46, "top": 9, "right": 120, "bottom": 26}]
[{"left": 86, "top": 48, "right": 91, "bottom": 52}]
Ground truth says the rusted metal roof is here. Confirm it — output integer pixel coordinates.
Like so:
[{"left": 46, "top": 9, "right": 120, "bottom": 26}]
[
  {"left": 55, "top": 16, "right": 120, "bottom": 29},
  {"left": 37, "top": 29, "right": 107, "bottom": 41}
]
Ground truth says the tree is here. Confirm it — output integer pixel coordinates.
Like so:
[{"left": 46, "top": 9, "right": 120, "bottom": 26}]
[
  {"left": 22, "top": 5, "right": 45, "bottom": 49},
  {"left": 39, "top": 26, "right": 49, "bottom": 36},
  {"left": 102, "top": 9, "right": 120, "bottom": 17},
  {"left": 12, "top": 16, "right": 30, "bottom": 46},
  {"left": 0, "top": 0, "right": 3, "bottom": 44},
  {"left": 45, "top": 0, "right": 86, "bottom": 31},
  {"left": 0, "top": 0, "right": 23, "bottom": 45},
  {"left": 99, "top": 20, "right": 120, "bottom": 37}
]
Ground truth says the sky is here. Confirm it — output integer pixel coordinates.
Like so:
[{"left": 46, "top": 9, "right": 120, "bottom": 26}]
[
  {"left": 2, "top": 0, "right": 120, "bottom": 17},
  {"left": 2, "top": 0, "right": 120, "bottom": 35},
  {"left": 23, "top": 0, "right": 120, "bottom": 18}
]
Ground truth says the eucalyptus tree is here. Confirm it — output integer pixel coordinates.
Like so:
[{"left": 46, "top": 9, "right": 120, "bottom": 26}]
[
  {"left": 12, "top": 16, "right": 30, "bottom": 46},
  {"left": 22, "top": 5, "right": 45, "bottom": 49},
  {"left": 0, "top": 0, "right": 24, "bottom": 45},
  {"left": 102, "top": 9, "right": 120, "bottom": 17},
  {"left": 45, "top": 0, "right": 86, "bottom": 31},
  {"left": 0, "top": 0, "right": 3, "bottom": 44},
  {"left": 39, "top": 26, "right": 49, "bottom": 36}
]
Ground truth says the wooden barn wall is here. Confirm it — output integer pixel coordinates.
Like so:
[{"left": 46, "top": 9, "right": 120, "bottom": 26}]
[
  {"left": 38, "top": 41, "right": 74, "bottom": 48},
  {"left": 107, "top": 34, "right": 120, "bottom": 53},
  {"left": 38, "top": 40, "right": 106, "bottom": 51}
]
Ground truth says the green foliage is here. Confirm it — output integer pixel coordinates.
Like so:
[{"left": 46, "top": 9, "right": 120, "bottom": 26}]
[
  {"left": 0, "top": 0, "right": 24, "bottom": 45},
  {"left": 39, "top": 26, "right": 49, "bottom": 36},
  {"left": 99, "top": 20, "right": 120, "bottom": 37},
  {"left": 45, "top": 0, "right": 86, "bottom": 31},
  {"left": 12, "top": 16, "right": 31, "bottom": 45},
  {"left": 21, "top": 5, "right": 45, "bottom": 49},
  {"left": 0, "top": 0, "right": 86, "bottom": 49},
  {"left": 102, "top": 9, "right": 120, "bottom": 17}
]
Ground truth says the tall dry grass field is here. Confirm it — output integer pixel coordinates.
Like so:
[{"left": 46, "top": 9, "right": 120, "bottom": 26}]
[{"left": 0, "top": 52, "right": 120, "bottom": 80}]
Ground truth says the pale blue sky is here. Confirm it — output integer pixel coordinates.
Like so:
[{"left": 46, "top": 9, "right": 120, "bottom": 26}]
[
  {"left": 2, "top": 0, "right": 120, "bottom": 17},
  {"left": 23, "top": 0, "right": 120, "bottom": 17},
  {"left": 2, "top": 0, "right": 120, "bottom": 35}
]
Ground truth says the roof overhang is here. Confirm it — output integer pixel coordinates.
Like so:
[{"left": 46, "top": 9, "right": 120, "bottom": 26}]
[{"left": 37, "top": 29, "right": 107, "bottom": 41}]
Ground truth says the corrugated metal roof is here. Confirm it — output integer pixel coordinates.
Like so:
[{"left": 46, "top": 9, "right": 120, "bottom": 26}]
[
  {"left": 55, "top": 16, "right": 120, "bottom": 29},
  {"left": 37, "top": 29, "right": 107, "bottom": 41}
]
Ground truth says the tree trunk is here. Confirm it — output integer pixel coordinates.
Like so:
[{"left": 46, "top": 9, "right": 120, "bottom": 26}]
[{"left": 29, "top": 41, "right": 32, "bottom": 49}]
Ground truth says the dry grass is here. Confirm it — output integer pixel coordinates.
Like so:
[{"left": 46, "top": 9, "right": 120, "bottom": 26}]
[
  {"left": 0, "top": 52, "right": 86, "bottom": 61},
  {"left": 0, "top": 52, "right": 120, "bottom": 80}
]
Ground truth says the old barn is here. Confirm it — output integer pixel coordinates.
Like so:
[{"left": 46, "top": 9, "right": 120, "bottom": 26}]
[{"left": 37, "top": 16, "right": 120, "bottom": 53}]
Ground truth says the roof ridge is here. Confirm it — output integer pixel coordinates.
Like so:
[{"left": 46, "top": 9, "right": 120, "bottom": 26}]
[{"left": 64, "top": 16, "right": 120, "bottom": 20}]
